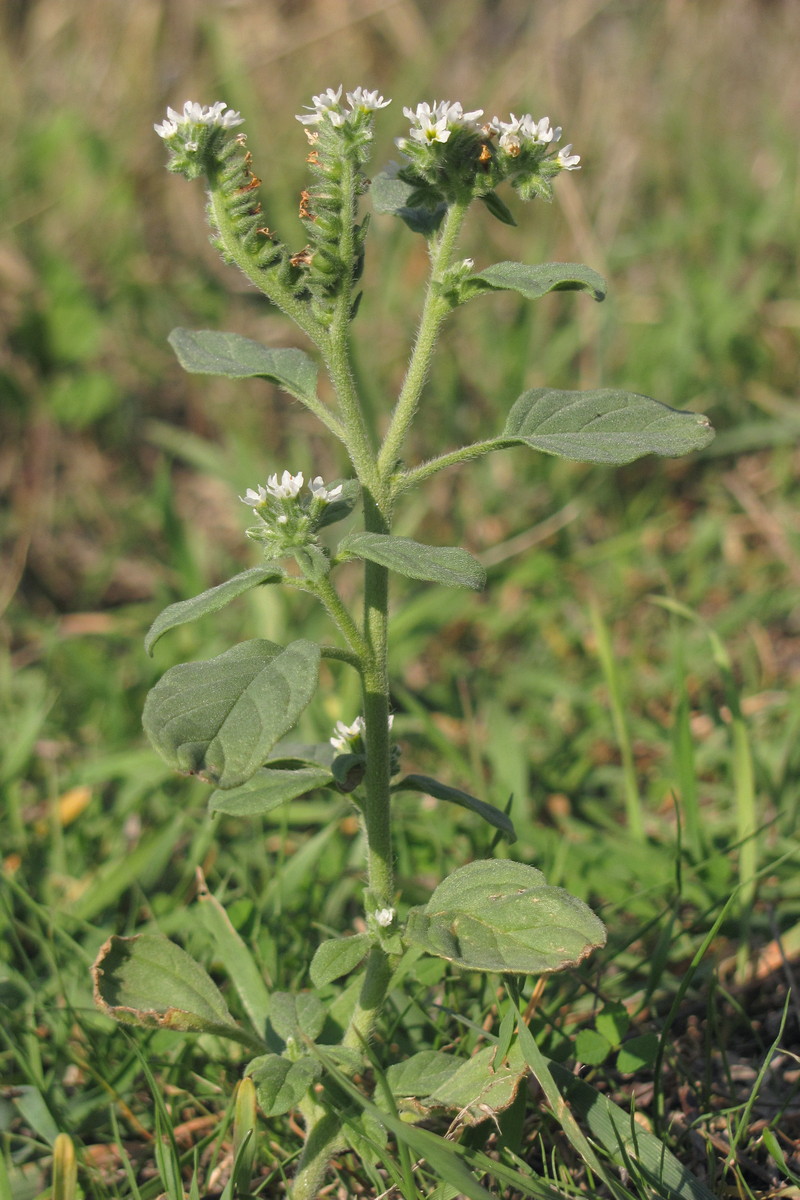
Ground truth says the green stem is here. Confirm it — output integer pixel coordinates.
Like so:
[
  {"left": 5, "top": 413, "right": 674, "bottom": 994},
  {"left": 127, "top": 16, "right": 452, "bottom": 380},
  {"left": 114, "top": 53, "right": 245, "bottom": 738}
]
[
  {"left": 205, "top": 180, "right": 347, "bottom": 443},
  {"left": 377, "top": 199, "right": 469, "bottom": 479},
  {"left": 311, "top": 574, "right": 369, "bottom": 661},
  {"left": 360, "top": 493, "right": 394, "bottom": 910},
  {"left": 392, "top": 436, "right": 504, "bottom": 498}
]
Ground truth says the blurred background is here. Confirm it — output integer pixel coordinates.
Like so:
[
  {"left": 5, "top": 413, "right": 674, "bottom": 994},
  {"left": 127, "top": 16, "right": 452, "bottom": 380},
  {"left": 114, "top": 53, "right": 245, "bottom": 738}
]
[
  {"left": 2, "top": 0, "right": 800, "bottom": 880},
  {"left": 2, "top": 1, "right": 800, "bottom": 1192}
]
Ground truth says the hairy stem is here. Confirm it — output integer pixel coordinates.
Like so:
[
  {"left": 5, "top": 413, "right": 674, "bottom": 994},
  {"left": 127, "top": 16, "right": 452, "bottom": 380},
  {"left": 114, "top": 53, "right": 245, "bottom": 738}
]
[{"left": 377, "top": 199, "right": 469, "bottom": 478}]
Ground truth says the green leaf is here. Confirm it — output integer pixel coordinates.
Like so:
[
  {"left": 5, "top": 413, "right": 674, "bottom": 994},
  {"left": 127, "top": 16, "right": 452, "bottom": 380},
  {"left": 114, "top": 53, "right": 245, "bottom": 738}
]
[
  {"left": 616, "top": 1033, "right": 659, "bottom": 1074},
  {"left": 370, "top": 171, "right": 447, "bottom": 235},
  {"left": 338, "top": 533, "right": 485, "bottom": 590},
  {"left": 469, "top": 261, "right": 606, "bottom": 302},
  {"left": 479, "top": 191, "right": 517, "bottom": 227},
  {"left": 142, "top": 638, "right": 320, "bottom": 788},
  {"left": 315, "top": 478, "right": 360, "bottom": 529},
  {"left": 91, "top": 933, "right": 247, "bottom": 1042},
  {"left": 393, "top": 775, "right": 515, "bottom": 841},
  {"left": 574, "top": 1028, "right": 612, "bottom": 1066},
  {"left": 491, "top": 387, "right": 714, "bottom": 464},
  {"left": 246, "top": 1053, "right": 321, "bottom": 1118},
  {"left": 546, "top": 1058, "right": 718, "bottom": 1200},
  {"left": 595, "top": 1001, "right": 630, "bottom": 1046},
  {"left": 310, "top": 934, "right": 371, "bottom": 988},
  {"left": 386, "top": 1044, "right": 527, "bottom": 1125},
  {"left": 168, "top": 328, "right": 319, "bottom": 404},
  {"left": 196, "top": 880, "right": 271, "bottom": 1039},
  {"left": 145, "top": 566, "right": 284, "bottom": 655},
  {"left": 268, "top": 991, "right": 326, "bottom": 1043},
  {"left": 209, "top": 765, "right": 333, "bottom": 816},
  {"left": 405, "top": 860, "right": 606, "bottom": 975}
]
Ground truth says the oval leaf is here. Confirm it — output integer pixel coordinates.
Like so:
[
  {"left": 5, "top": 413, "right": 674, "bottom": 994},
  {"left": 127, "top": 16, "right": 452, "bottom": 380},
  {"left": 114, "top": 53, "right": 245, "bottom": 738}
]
[
  {"left": 246, "top": 1054, "right": 322, "bottom": 1118},
  {"left": 269, "top": 990, "right": 326, "bottom": 1043},
  {"left": 142, "top": 638, "right": 320, "bottom": 788},
  {"left": 310, "top": 934, "right": 371, "bottom": 988},
  {"left": 387, "top": 1044, "right": 527, "bottom": 1125},
  {"left": 168, "top": 328, "right": 318, "bottom": 404},
  {"left": 470, "top": 261, "right": 606, "bottom": 302},
  {"left": 92, "top": 933, "right": 240, "bottom": 1038},
  {"left": 338, "top": 533, "right": 485, "bottom": 590},
  {"left": 405, "top": 859, "right": 606, "bottom": 975},
  {"left": 145, "top": 565, "right": 284, "bottom": 656},
  {"left": 492, "top": 387, "right": 714, "bottom": 464},
  {"left": 209, "top": 766, "right": 333, "bottom": 816},
  {"left": 393, "top": 775, "right": 515, "bottom": 842}
]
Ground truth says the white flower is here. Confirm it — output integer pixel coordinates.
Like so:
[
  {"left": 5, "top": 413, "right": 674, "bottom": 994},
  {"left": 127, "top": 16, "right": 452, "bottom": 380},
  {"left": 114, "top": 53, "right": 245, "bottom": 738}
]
[
  {"left": 557, "top": 144, "right": 581, "bottom": 170},
  {"left": 296, "top": 85, "right": 344, "bottom": 126},
  {"left": 154, "top": 100, "right": 243, "bottom": 139},
  {"left": 346, "top": 87, "right": 391, "bottom": 113},
  {"left": 266, "top": 470, "right": 304, "bottom": 499},
  {"left": 240, "top": 484, "right": 268, "bottom": 507},
  {"left": 402, "top": 99, "right": 484, "bottom": 146},
  {"left": 308, "top": 476, "right": 343, "bottom": 503},
  {"left": 490, "top": 112, "right": 561, "bottom": 153},
  {"left": 330, "top": 716, "right": 365, "bottom": 753},
  {"left": 403, "top": 102, "right": 451, "bottom": 144},
  {"left": 375, "top": 907, "right": 395, "bottom": 928},
  {"left": 330, "top": 713, "right": 393, "bottom": 754}
]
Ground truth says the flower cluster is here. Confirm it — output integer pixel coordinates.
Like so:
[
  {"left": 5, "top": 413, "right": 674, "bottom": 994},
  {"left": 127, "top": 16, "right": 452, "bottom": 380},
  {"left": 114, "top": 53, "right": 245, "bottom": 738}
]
[
  {"left": 393, "top": 97, "right": 580, "bottom": 211},
  {"left": 242, "top": 470, "right": 343, "bottom": 560},
  {"left": 296, "top": 86, "right": 391, "bottom": 129},
  {"left": 154, "top": 100, "right": 244, "bottom": 180},
  {"left": 154, "top": 100, "right": 244, "bottom": 139},
  {"left": 400, "top": 100, "right": 484, "bottom": 146}
]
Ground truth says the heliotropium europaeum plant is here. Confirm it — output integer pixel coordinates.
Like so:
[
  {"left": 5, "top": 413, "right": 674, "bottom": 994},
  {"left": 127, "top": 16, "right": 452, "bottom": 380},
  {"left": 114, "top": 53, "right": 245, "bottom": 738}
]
[{"left": 92, "top": 90, "right": 715, "bottom": 1199}]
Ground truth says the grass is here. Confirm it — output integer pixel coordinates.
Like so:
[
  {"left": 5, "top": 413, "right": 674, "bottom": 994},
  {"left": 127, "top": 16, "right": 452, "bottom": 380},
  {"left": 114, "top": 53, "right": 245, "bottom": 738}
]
[{"left": 2, "top": 0, "right": 800, "bottom": 1196}]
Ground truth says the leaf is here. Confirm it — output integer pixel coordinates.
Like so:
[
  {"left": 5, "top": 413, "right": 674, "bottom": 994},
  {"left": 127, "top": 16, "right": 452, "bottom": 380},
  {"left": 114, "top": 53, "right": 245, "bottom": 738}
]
[
  {"left": 310, "top": 934, "right": 371, "bottom": 988},
  {"left": 488, "top": 387, "right": 714, "bottom": 464},
  {"left": 405, "top": 859, "right": 606, "bottom": 975},
  {"left": 386, "top": 1044, "right": 527, "bottom": 1125},
  {"left": 142, "top": 638, "right": 320, "bottom": 788},
  {"left": 616, "top": 1033, "right": 659, "bottom": 1073},
  {"left": 268, "top": 991, "right": 326, "bottom": 1043},
  {"left": 145, "top": 565, "right": 284, "bottom": 655},
  {"left": 546, "top": 1058, "right": 719, "bottom": 1200},
  {"left": 469, "top": 261, "right": 606, "bottom": 302},
  {"left": 370, "top": 171, "right": 447, "bottom": 235},
  {"left": 315, "top": 478, "right": 361, "bottom": 530},
  {"left": 338, "top": 533, "right": 485, "bottom": 590},
  {"left": 246, "top": 1053, "right": 322, "bottom": 1118},
  {"left": 209, "top": 765, "right": 333, "bottom": 815},
  {"left": 92, "top": 933, "right": 246, "bottom": 1041},
  {"left": 196, "top": 876, "right": 271, "bottom": 1039},
  {"left": 479, "top": 191, "right": 517, "bottom": 227},
  {"left": 168, "top": 328, "right": 318, "bottom": 404},
  {"left": 393, "top": 775, "right": 516, "bottom": 842},
  {"left": 574, "top": 1028, "right": 613, "bottom": 1066}
]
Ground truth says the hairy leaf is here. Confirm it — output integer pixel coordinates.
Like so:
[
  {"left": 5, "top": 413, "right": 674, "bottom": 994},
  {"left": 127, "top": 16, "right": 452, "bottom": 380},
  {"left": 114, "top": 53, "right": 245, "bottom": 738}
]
[
  {"left": 209, "top": 766, "right": 333, "bottom": 816},
  {"left": 491, "top": 387, "right": 714, "bottom": 463},
  {"left": 143, "top": 639, "right": 320, "bottom": 788},
  {"left": 246, "top": 1054, "right": 322, "bottom": 1118},
  {"left": 168, "top": 328, "right": 318, "bottom": 403},
  {"left": 469, "top": 261, "right": 606, "bottom": 302},
  {"left": 145, "top": 565, "right": 284, "bottom": 655},
  {"left": 310, "top": 934, "right": 371, "bottom": 988},
  {"left": 393, "top": 775, "right": 515, "bottom": 841},
  {"left": 405, "top": 860, "right": 606, "bottom": 974},
  {"left": 92, "top": 934, "right": 244, "bottom": 1041},
  {"left": 338, "top": 533, "right": 485, "bottom": 589}
]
